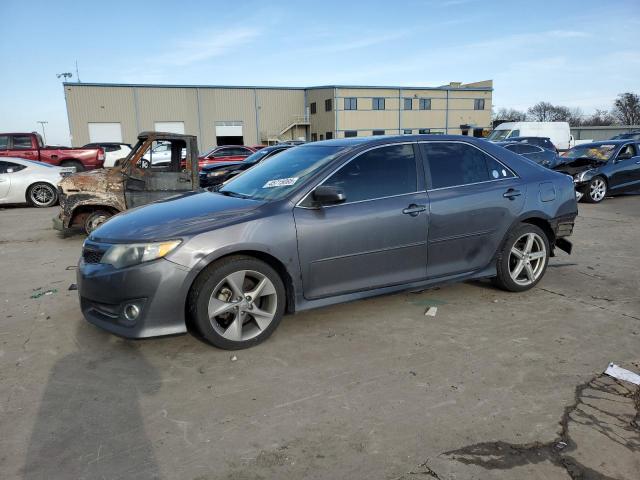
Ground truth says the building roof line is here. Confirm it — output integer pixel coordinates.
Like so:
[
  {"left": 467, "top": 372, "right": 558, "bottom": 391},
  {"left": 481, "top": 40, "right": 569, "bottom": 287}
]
[{"left": 63, "top": 82, "right": 493, "bottom": 92}]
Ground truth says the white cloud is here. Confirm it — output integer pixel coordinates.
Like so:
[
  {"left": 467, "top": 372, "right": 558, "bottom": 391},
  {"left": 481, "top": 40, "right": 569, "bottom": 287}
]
[{"left": 158, "top": 27, "right": 262, "bottom": 67}]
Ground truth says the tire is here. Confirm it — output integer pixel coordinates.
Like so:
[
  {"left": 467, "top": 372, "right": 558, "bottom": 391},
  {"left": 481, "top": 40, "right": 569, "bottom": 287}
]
[
  {"left": 61, "top": 160, "right": 84, "bottom": 172},
  {"left": 582, "top": 176, "right": 607, "bottom": 203},
  {"left": 188, "top": 255, "right": 286, "bottom": 350},
  {"left": 84, "top": 210, "right": 112, "bottom": 235},
  {"left": 494, "top": 223, "right": 550, "bottom": 292},
  {"left": 27, "top": 182, "right": 58, "bottom": 207}
]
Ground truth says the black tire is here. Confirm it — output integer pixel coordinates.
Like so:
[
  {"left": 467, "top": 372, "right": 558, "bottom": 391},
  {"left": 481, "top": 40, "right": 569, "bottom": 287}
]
[
  {"left": 188, "top": 255, "right": 286, "bottom": 350},
  {"left": 84, "top": 210, "right": 112, "bottom": 235},
  {"left": 494, "top": 223, "right": 550, "bottom": 292},
  {"left": 61, "top": 160, "right": 84, "bottom": 172},
  {"left": 582, "top": 176, "right": 607, "bottom": 203},
  {"left": 26, "top": 182, "right": 58, "bottom": 207}
]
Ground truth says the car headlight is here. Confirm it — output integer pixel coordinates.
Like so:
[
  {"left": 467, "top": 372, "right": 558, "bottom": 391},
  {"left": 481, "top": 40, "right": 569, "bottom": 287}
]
[
  {"left": 573, "top": 169, "right": 592, "bottom": 183},
  {"left": 100, "top": 240, "right": 181, "bottom": 268},
  {"left": 207, "top": 170, "right": 228, "bottom": 178}
]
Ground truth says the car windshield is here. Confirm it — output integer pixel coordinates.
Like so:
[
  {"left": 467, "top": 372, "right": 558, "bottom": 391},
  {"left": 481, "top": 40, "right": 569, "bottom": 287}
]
[
  {"left": 218, "top": 146, "right": 344, "bottom": 201},
  {"left": 487, "top": 129, "right": 511, "bottom": 141},
  {"left": 243, "top": 148, "right": 276, "bottom": 163},
  {"left": 565, "top": 144, "right": 616, "bottom": 162}
]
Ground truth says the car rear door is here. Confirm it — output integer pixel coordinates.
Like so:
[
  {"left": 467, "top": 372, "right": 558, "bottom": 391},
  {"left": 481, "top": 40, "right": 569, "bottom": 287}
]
[
  {"left": 6, "top": 134, "right": 38, "bottom": 161},
  {"left": 420, "top": 141, "right": 525, "bottom": 278},
  {"left": 294, "top": 143, "right": 428, "bottom": 300}
]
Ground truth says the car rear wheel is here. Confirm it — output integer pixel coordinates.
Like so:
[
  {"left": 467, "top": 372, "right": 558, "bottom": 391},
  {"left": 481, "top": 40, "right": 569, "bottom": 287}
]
[
  {"left": 494, "top": 223, "right": 549, "bottom": 292},
  {"left": 583, "top": 176, "right": 607, "bottom": 203},
  {"left": 27, "top": 182, "right": 58, "bottom": 208},
  {"left": 61, "top": 160, "right": 84, "bottom": 172},
  {"left": 188, "top": 255, "right": 286, "bottom": 350},
  {"left": 84, "top": 210, "right": 112, "bottom": 235}
]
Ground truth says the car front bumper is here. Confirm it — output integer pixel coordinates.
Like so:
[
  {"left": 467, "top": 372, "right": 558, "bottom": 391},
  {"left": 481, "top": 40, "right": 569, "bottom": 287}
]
[{"left": 78, "top": 255, "right": 192, "bottom": 338}]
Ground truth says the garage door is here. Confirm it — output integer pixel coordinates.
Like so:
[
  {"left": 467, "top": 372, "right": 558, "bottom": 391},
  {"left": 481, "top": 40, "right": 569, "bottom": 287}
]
[
  {"left": 154, "top": 122, "right": 185, "bottom": 134},
  {"left": 88, "top": 123, "right": 123, "bottom": 143}
]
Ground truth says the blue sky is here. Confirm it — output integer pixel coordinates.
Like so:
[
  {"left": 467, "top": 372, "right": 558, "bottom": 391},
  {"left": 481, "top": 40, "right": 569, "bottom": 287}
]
[{"left": 2, "top": 0, "right": 639, "bottom": 144}]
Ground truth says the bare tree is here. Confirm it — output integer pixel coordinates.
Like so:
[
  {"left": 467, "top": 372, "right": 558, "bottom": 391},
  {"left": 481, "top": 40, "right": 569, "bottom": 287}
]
[
  {"left": 581, "top": 109, "right": 616, "bottom": 126},
  {"left": 493, "top": 108, "right": 527, "bottom": 122},
  {"left": 527, "top": 102, "right": 556, "bottom": 121},
  {"left": 612, "top": 93, "right": 640, "bottom": 125}
]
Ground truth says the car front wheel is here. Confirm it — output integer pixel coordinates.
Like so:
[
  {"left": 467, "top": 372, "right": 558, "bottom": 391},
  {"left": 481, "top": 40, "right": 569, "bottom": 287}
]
[
  {"left": 188, "top": 256, "right": 286, "bottom": 350},
  {"left": 84, "top": 210, "right": 112, "bottom": 235},
  {"left": 583, "top": 176, "right": 607, "bottom": 203},
  {"left": 494, "top": 223, "right": 550, "bottom": 292}
]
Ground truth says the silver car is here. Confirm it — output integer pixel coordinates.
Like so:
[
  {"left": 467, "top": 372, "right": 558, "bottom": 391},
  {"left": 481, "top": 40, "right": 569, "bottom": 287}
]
[{"left": 0, "top": 157, "right": 74, "bottom": 207}]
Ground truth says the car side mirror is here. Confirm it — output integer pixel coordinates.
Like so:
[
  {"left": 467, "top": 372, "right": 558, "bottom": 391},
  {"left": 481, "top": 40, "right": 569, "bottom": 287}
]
[{"left": 312, "top": 185, "right": 346, "bottom": 205}]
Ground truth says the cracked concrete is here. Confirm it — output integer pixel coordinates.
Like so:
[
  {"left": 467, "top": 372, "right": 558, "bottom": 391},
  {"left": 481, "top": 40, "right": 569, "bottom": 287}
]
[{"left": 0, "top": 196, "right": 639, "bottom": 479}]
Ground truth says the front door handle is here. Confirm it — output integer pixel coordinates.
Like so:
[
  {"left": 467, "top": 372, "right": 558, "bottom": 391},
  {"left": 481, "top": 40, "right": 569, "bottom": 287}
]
[
  {"left": 503, "top": 188, "right": 522, "bottom": 199},
  {"left": 402, "top": 204, "right": 427, "bottom": 216}
]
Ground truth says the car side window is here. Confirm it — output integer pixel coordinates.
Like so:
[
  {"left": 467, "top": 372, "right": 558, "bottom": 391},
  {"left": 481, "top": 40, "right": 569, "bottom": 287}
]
[
  {"left": 618, "top": 144, "right": 636, "bottom": 159},
  {"left": 422, "top": 142, "right": 513, "bottom": 189},
  {"left": 1, "top": 161, "right": 27, "bottom": 173},
  {"left": 11, "top": 135, "right": 33, "bottom": 150},
  {"left": 0, "top": 136, "right": 9, "bottom": 151},
  {"left": 322, "top": 144, "right": 417, "bottom": 203},
  {"left": 505, "top": 144, "right": 525, "bottom": 153},
  {"left": 518, "top": 145, "right": 541, "bottom": 154}
]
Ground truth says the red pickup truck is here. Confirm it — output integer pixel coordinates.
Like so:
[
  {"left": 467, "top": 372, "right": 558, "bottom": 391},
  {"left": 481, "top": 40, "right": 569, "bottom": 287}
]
[{"left": 0, "top": 132, "right": 105, "bottom": 171}]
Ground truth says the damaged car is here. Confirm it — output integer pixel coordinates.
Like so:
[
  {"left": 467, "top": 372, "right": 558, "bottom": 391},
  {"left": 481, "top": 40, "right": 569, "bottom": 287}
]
[
  {"left": 77, "top": 135, "right": 578, "bottom": 350},
  {"left": 553, "top": 140, "right": 640, "bottom": 203},
  {"left": 55, "top": 132, "right": 200, "bottom": 234}
]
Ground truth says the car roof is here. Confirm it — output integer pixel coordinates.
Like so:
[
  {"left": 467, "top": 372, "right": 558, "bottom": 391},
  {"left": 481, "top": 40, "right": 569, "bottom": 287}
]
[
  {"left": 1, "top": 157, "right": 50, "bottom": 167},
  {"left": 302, "top": 134, "right": 488, "bottom": 148},
  {"left": 507, "top": 136, "right": 551, "bottom": 141}
]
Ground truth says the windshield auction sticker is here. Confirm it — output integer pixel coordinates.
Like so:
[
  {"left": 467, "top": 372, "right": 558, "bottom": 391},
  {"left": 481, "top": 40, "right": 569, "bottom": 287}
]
[{"left": 263, "top": 177, "right": 299, "bottom": 188}]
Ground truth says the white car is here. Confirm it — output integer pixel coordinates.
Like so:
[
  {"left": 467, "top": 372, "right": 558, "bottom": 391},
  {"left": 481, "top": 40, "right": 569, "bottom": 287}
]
[
  {"left": 0, "top": 157, "right": 74, "bottom": 207},
  {"left": 83, "top": 143, "right": 132, "bottom": 168},
  {"left": 142, "top": 141, "right": 186, "bottom": 166}
]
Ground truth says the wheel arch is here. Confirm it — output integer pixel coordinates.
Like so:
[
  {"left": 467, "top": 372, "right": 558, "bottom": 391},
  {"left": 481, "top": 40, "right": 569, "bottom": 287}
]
[
  {"left": 185, "top": 249, "right": 297, "bottom": 318},
  {"left": 68, "top": 203, "right": 120, "bottom": 228}
]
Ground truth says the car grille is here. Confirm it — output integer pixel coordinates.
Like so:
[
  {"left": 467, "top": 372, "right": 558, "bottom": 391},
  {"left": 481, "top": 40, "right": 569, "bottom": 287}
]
[{"left": 83, "top": 248, "right": 104, "bottom": 264}]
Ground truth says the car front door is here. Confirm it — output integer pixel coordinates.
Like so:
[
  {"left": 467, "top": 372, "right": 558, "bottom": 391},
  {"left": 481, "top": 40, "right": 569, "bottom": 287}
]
[
  {"left": 294, "top": 143, "right": 428, "bottom": 300},
  {"left": 124, "top": 139, "right": 195, "bottom": 208},
  {"left": 0, "top": 161, "right": 11, "bottom": 199},
  {"left": 608, "top": 143, "right": 640, "bottom": 192},
  {"left": 420, "top": 141, "right": 525, "bottom": 278}
]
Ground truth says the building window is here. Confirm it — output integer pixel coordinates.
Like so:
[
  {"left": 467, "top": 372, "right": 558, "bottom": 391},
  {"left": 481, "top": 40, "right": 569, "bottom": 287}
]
[
  {"left": 320, "top": 134, "right": 324, "bottom": 140},
  {"left": 419, "top": 98, "right": 431, "bottom": 110},
  {"left": 372, "top": 98, "right": 385, "bottom": 110},
  {"left": 344, "top": 97, "right": 357, "bottom": 110},
  {"left": 325, "top": 99, "right": 332, "bottom": 112},
  {"left": 372, "top": 130, "right": 385, "bottom": 136},
  {"left": 403, "top": 129, "right": 412, "bottom": 135},
  {"left": 404, "top": 98, "right": 413, "bottom": 110},
  {"left": 326, "top": 132, "right": 333, "bottom": 140},
  {"left": 311, "top": 133, "right": 317, "bottom": 141},
  {"left": 474, "top": 99, "right": 485, "bottom": 110},
  {"left": 310, "top": 102, "right": 317, "bottom": 115},
  {"left": 419, "top": 129, "right": 430, "bottom": 134},
  {"left": 344, "top": 131, "right": 357, "bottom": 138}
]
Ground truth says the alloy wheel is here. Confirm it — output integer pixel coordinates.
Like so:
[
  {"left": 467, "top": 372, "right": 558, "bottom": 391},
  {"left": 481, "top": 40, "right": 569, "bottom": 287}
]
[
  {"left": 30, "top": 184, "right": 55, "bottom": 206},
  {"left": 508, "top": 232, "right": 547, "bottom": 286},
  {"left": 208, "top": 270, "right": 278, "bottom": 342},
  {"left": 589, "top": 178, "right": 606, "bottom": 202}
]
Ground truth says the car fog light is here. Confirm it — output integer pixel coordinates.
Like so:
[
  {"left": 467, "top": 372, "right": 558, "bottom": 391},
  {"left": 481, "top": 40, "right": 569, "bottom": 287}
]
[{"left": 123, "top": 303, "right": 141, "bottom": 321}]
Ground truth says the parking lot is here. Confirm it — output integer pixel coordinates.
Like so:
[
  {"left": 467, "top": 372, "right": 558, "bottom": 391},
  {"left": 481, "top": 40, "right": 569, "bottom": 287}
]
[{"left": 0, "top": 198, "right": 638, "bottom": 479}]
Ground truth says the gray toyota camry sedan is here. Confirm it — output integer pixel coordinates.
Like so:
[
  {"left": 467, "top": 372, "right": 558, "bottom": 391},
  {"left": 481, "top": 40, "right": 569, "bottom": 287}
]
[{"left": 78, "top": 135, "right": 578, "bottom": 349}]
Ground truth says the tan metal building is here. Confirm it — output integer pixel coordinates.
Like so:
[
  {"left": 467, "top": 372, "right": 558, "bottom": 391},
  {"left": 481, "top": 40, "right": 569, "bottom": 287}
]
[{"left": 64, "top": 80, "right": 492, "bottom": 149}]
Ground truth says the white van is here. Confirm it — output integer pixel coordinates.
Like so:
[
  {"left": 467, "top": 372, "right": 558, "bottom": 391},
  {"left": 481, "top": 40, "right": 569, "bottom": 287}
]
[{"left": 487, "top": 122, "right": 573, "bottom": 151}]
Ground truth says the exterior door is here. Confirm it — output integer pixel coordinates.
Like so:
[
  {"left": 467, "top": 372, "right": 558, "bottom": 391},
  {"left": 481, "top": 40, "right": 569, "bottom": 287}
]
[
  {"left": 609, "top": 143, "right": 640, "bottom": 192},
  {"left": 420, "top": 141, "right": 526, "bottom": 278},
  {"left": 294, "top": 143, "right": 428, "bottom": 300}
]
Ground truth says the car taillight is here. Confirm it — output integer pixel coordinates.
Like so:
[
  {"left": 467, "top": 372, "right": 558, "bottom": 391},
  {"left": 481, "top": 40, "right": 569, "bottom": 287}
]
[{"left": 97, "top": 148, "right": 105, "bottom": 161}]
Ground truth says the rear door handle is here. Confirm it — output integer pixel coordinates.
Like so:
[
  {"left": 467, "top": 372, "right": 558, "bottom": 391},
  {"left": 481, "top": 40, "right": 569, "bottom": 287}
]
[
  {"left": 503, "top": 188, "right": 522, "bottom": 199},
  {"left": 402, "top": 204, "right": 427, "bottom": 216}
]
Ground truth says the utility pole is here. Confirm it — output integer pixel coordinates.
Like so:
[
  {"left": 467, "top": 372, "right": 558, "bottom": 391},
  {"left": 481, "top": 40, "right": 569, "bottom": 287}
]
[
  {"left": 37, "top": 121, "right": 48, "bottom": 144},
  {"left": 75, "top": 60, "right": 81, "bottom": 83}
]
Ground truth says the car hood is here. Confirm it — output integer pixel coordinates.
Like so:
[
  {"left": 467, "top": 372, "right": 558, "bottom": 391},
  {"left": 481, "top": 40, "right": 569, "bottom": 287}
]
[
  {"left": 59, "top": 168, "right": 124, "bottom": 195},
  {"left": 90, "top": 191, "right": 265, "bottom": 242},
  {"left": 553, "top": 157, "right": 605, "bottom": 175}
]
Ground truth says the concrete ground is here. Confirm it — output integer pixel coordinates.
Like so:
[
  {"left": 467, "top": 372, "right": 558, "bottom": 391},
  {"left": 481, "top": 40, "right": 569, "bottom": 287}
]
[{"left": 0, "top": 198, "right": 638, "bottom": 480}]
